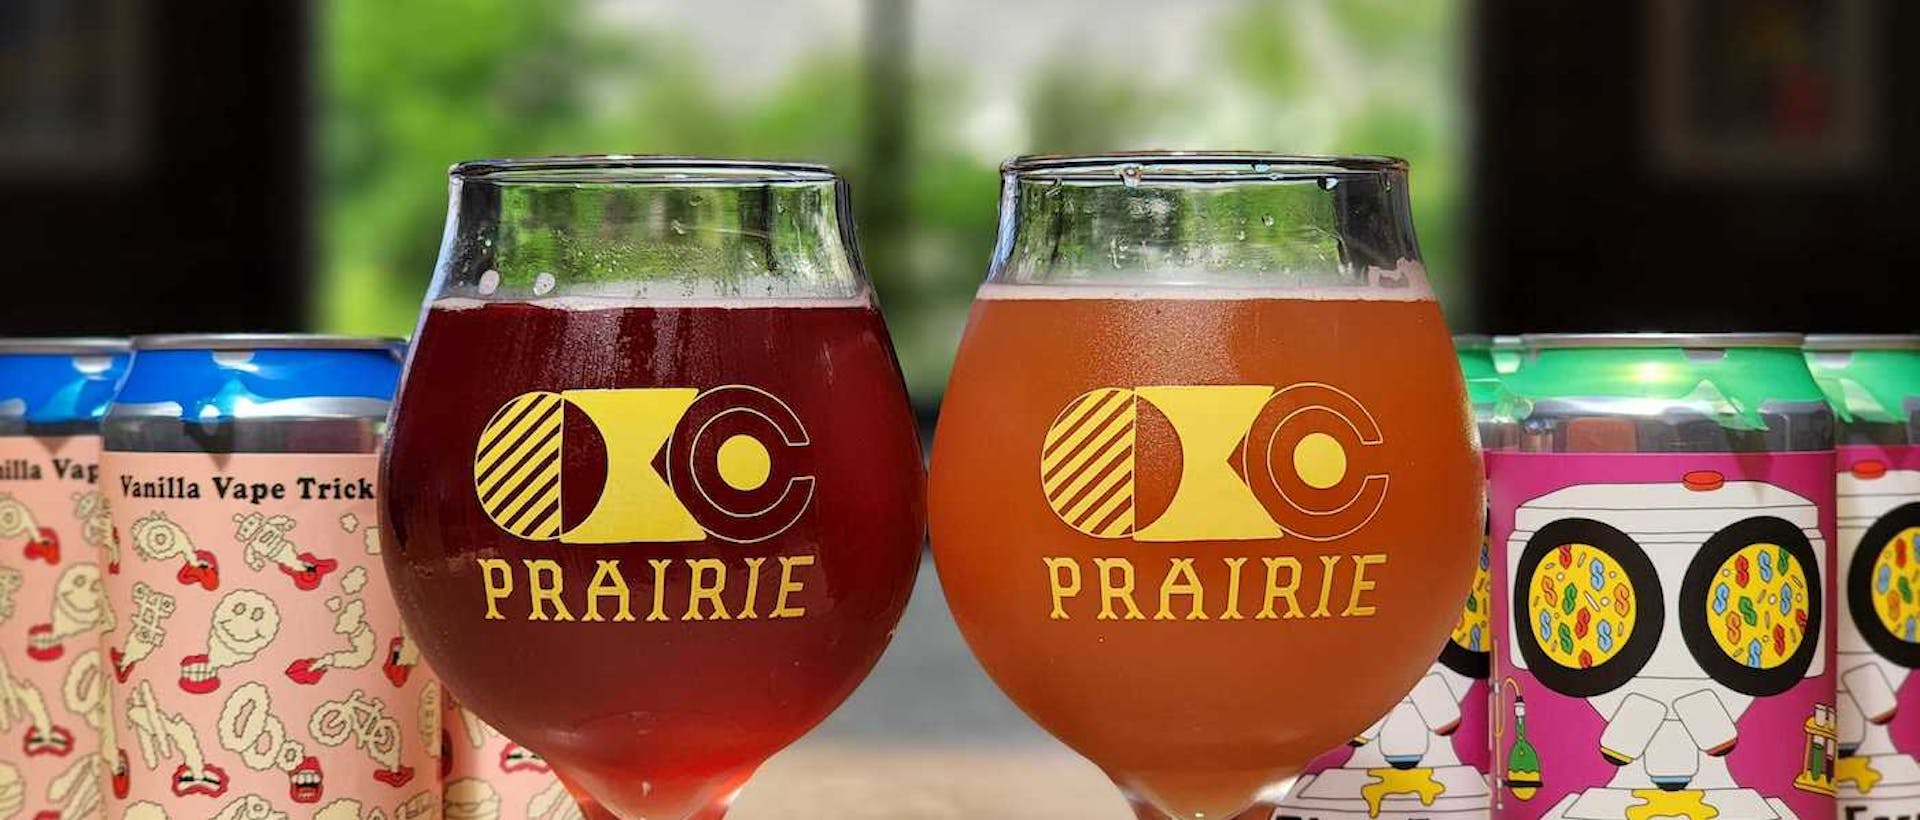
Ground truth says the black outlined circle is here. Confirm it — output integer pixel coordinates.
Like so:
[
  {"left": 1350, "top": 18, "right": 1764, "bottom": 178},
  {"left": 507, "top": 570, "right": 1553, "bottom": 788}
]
[
  {"left": 1848, "top": 502, "right": 1920, "bottom": 668},
  {"left": 1679, "top": 516, "right": 1822, "bottom": 697},
  {"left": 1512, "top": 518, "right": 1663, "bottom": 698}
]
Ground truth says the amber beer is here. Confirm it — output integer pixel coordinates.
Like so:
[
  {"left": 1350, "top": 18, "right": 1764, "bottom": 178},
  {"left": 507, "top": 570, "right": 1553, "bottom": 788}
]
[{"left": 932, "top": 284, "right": 1482, "bottom": 818}]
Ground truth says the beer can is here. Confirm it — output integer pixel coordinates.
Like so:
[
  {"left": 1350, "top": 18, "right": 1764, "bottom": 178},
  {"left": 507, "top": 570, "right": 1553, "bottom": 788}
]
[
  {"left": 1268, "top": 336, "right": 1500, "bottom": 820},
  {"left": 1490, "top": 334, "right": 1838, "bottom": 820},
  {"left": 1804, "top": 334, "right": 1920, "bottom": 820},
  {"left": 0, "top": 338, "right": 129, "bottom": 819},
  {"left": 441, "top": 698, "right": 580, "bottom": 820},
  {"left": 98, "top": 335, "right": 441, "bottom": 820}
]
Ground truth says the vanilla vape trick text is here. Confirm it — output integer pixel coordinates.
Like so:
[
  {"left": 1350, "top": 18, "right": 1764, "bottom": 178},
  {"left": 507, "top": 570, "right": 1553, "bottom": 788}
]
[{"left": 117, "top": 474, "right": 377, "bottom": 504}]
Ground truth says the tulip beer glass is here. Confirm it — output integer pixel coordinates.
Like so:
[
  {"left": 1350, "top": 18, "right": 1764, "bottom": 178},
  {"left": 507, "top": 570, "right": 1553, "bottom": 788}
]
[
  {"left": 381, "top": 157, "right": 926, "bottom": 819},
  {"left": 929, "top": 153, "right": 1484, "bottom": 819}
]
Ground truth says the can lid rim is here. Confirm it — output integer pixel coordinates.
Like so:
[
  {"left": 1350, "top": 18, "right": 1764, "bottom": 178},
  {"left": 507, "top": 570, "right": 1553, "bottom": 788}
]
[
  {"left": 1803, "top": 334, "right": 1920, "bottom": 351},
  {"left": 1521, "top": 332, "right": 1805, "bottom": 350},
  {"left": 0, "top": 337, "right": 131, "bottom": 355},
  {"left": 131, "top": 334, "right": 404, "bottom": 352},
  {"left": 1451, "top": 334, "right": 1493, "bottom": 349}
]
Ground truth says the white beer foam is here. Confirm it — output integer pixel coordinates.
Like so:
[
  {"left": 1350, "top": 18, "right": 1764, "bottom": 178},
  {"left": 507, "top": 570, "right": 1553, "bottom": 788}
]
[
  {"left": 431, "top": 293, "right": 874, "bottom": 311},
  {"left": 978, "top": 261, "right": 1435, "bottom": 302}
]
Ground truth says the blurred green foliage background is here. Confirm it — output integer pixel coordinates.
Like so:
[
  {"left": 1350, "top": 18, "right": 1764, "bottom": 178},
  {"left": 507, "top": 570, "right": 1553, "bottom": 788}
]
[{"left": 319, "top": 0, "right": 1464, "bottom": 406}]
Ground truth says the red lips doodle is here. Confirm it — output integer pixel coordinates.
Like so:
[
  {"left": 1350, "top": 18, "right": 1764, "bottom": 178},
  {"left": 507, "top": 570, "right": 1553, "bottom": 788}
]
[
  {"left": 176, "top": 551, "right": 219, "bottom": 590},
  {"left": 280, "top": 553, "right": 339, "bottom": 591},
  {"left": 112, "top": 748, "right": 130, "bottom": 798},
  {"left": 501, "top": 743, "right": 551, "bottom": 774},
  {"left": 382, "top": 637, "right": 413, "bottom": 687},
  {"left": 22, "top": 726, "right": 72, "bottom": 757},
  {"left": 177, "top": 654, "right": 220, "bottom": 695},
  {"left": 171, "top": 763, "right": 228, "bottom": 798},
  {"left": 22, "top": 527, "right": 59, "bottom": 563},
  {"left": 25, "top": 624, "right": 62, "bottom": 662},
  {"left": 373, "top": 764, "right": 416, "bottom": 788},
  {"left": 109, "top": 646, "right": 133, "bottom": 683},
  {"left": 290, "top": 756, "right": 324, "bottom": 803},
  {"left": 284, "top": 658, "right": 327, "bottom": 686}
]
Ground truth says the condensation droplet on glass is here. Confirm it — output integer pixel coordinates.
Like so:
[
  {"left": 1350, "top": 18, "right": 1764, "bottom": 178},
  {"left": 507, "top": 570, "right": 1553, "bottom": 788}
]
[
  {"left": 1252, "top": 163, "right": 1270, "bottom": 174},
  {"left": 1118, "top": 165, "right": 1142, "bottom": 188},
  {"left": 1108, "top": 237, "right": 1124, "bottom": 269},
  {"left": 1320, "top": 177, "right": 1340, "bottom": 191},
  {"left": 670, "top": 219, "right": 688, "bottom": 236},
  {"left": 533, "top": 272, "right": 556, "bottom": 296},
  {"left": 477, "top": 269, "right": 501, "bottom": 295},
  {"left": 1235, "top": 230, "right": 1247, "bottom": 241},
  {"left": 1261, "top": 214, "right": 1276, "bottom": 227}
]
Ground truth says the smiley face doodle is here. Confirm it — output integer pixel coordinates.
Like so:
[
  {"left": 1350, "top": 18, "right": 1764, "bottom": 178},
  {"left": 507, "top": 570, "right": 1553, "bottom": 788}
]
[
  {"left": 27, "top": 563, "right": 104, "bottom": 662},
  {"left": 233, "top": 512, "right": 340, "bottom": 591},
  {"left": 0, "top": 494, "right": 58, "bottom": 564},
  {"left": 130, "top": 511, "right": 220, "bottom": 590},
  {"left": 180, "top": 589, "right": 281, "bottom": 695},
  {"left": 125, "top": 678, "right": 227, "bottom": 798},
  {"left": 0, "top": 653, "right": 66, "bottom": 759},
  {"left": 113, "top": 581, "right": 177, "bottom": 683}
]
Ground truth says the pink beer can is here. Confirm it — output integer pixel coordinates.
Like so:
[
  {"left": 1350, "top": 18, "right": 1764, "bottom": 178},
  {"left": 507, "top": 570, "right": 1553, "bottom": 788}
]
[
  {"left": 0, "top": 338, "right": 130, "bottom": 820},
  {"left": 99, "top": 335, "right": 440, "bottom": 820},
  {"left": 441, "top": 697, "right": 581, "bottom": 820}
]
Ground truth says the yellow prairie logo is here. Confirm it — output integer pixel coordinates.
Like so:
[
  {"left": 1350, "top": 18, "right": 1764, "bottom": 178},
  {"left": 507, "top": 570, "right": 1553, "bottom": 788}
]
[
  {"left": 1041, "top": 383, "right": 1387, "bottom": 542},
  {"left": 474, "top": 385, "right": 812, "bottom": 544}
]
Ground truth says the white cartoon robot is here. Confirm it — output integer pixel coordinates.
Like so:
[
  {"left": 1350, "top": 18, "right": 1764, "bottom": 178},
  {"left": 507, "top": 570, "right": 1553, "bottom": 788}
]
[
  {"left": 1507, "top": 473, "right": 1829, "bottom": 820},
  {"left": 1276, "top": 545, "right": 1493, "bottom": 819},
  {"left": 1834, "top": 461, "right": 1920, "bottom": 803},
  {"left": 233, "top": 511, "right": 339, "bottom": 591}
]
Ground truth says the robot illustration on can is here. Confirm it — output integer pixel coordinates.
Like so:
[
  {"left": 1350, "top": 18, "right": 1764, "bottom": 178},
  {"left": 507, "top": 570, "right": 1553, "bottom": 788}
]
[
  {"left": 1835, "top": 459, "right": 1920, "bottom": 807},
  {"left": 1504, "top": 474, "right": 1831, "bottom": 820}
]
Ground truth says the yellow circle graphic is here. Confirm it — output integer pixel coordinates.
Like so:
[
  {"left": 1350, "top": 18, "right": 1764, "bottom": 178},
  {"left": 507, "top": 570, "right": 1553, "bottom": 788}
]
[
  {"left": 717, "top": 434, "right": 773, "bottom": 492},
  {"left": 1871, "top": 526, "right": 1920, "bottom": 644},
  {"left": 1528, "top": 543, "right": 1639, "bottom": 668},
  {"left": 1708, "top": 543, "right": 1811, "bottom": 669},
  {"left": 1292, "top": 432, "right": 1348, "bottom": 490},
  {"left": 1450, "top": 540, "right": 1491, "bottom": 652}
]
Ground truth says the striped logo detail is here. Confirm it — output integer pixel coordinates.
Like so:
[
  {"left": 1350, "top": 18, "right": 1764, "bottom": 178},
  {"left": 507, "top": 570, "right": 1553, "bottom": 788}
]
[
  {"left": 1040, "top": 388, "right": 1136, "bottom": 539},
  {"left": 473, "top": 391, "right": 565, "bottom": 541}
]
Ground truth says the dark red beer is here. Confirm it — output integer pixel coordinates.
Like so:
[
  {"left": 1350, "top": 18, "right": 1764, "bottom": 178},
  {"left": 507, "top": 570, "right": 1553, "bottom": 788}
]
[{"left": 382, "top": 298, "right": 924, "bottom": 819}]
